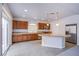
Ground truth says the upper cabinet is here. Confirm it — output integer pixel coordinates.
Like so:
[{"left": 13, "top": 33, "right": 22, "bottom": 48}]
[
  {"left": 13, "top": 20, "right": 17, "bottom": 29},
  {"left": 13, "top": 20, "right": 28, "bottom": 29},
  {"left": 38, "top": 23, "right": 50, "bottom": 30}
]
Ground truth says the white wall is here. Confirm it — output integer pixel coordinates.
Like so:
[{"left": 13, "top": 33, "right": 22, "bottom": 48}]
[
  {"left": 2, "top": 4, "right": 13, "bottom": 47},
  {"left": 0, "top": 3, "right": 2, "bottom": 55},
  {"left": 28, "top": 24, "right": 38, "bottom": 33},
  {"left": 51, "top": 15, "right": 79, "bottom": 45}
]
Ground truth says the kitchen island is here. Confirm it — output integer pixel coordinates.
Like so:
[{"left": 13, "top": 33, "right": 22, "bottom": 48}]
[{"left": 42, "top": 34, "right": 65, "bottom": 49}]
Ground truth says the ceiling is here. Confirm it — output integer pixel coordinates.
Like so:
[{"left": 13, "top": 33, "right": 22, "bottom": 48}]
[{"left": 8, "top": 3, "right": 79, "bottom": 21}]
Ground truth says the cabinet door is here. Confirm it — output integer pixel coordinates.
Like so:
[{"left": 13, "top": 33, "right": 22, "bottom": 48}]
[
  {"left": 30, "top": 34, "right": 34, "bottom": 40},
  {"left": 21, "top": 22, "right": 28, "bottom": 29},
  {"left": 34, "top": 34, "right": 38, "bottom": 40},
  {"left": 27, "top": 34, "right": 31, "bottom": 40},
  {"left": 38, "top": 23, "right": 50, "bottom": 30},
  {"left": 17, "top": 21, "right": 20, "bottom": 29},
  {"left": 12, "top": 35, "right": 18, "bottom": 43},
  {"left": 13, "top": 20, "right": 17, "bottom": 29},
  {"left": 22, "top": 34, "right": 27, "bottom": 41},
  {"left": 17, "top": 35, "right": 23, "bottom": 42},
  {"left": 31, "top": 34, "right": 38, "bottom": 40},
  {"left": 23, "top": 34, "right": 30, "bottom": 41},
  {"left": 17, "top": 21, "right": 28, "bottom": 29},
  {"left": 20, "top": 21, "right": 25, "bottom": 29}
]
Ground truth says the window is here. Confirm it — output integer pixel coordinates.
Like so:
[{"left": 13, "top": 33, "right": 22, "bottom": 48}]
[{"left": 2, "top": 13, "right": 9, "bottom": 55}]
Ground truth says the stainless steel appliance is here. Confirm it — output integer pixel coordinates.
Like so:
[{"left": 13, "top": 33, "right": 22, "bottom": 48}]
[{"left": 65, "top": 24, "right": 77, "bottom": 44}]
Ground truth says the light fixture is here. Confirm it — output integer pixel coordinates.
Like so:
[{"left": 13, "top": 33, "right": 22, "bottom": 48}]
[
  {"left": 56, "top": 12, "right": 60, "bottom": 26},
  {"left": 24, "top": 9, "right": 28, "bottom": 12},
  {"left": 46, "top": 12, "right": 60, "bottom": 27},
  {"left": 47, "top": 24, "right": 49, "bottom": 26},
  {"left": 56, "top": 23, "right": 59, "bottom": 26}
]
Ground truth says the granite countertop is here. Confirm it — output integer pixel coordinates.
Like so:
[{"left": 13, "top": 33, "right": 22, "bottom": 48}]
[
  {"left": 13, "top": 32, "right": 66, "bottom": 37},
  {"left": 41, "top": 34, "right": 65, "bottom": 37},
  {"left": 42, "top": 34, "right": 72, "bottom": 37},
  {"left": 12, "top": 32, "right": 38, "bottom": 35}
]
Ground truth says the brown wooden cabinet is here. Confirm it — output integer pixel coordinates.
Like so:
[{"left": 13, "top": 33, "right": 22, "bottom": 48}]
[
  {"left": 12, "top": 33, "right": 39, "bottom": 43},
  {"left": 12, "top": 35, "right": 23, "bottom": 42},
  {"left": 22, "top": 34, "right": 27, "bottom": 41},
  {"left": 17, "top": 35, "right": 23, "bottom": 42},
  {"left": 13, "top": 20, "right": 28, "bottom": 29},
  {"left": 13, "top": 20, "right": 17, "bottom": 29},
  {"left": 38, "top": 23, "right": 50, "bottom": 30}
]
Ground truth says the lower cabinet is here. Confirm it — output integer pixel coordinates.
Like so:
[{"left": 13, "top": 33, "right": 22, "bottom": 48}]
[{"left": 12, "top": 33, "right": 39, "bottom": 43}]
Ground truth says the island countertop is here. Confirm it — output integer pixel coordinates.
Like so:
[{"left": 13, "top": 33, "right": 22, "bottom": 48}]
[
  {"left": 41, "top": 34, "right": 71, "bottom": 38},
  {"left": 41, "top": 34, "right": 65, "bottom": 37}
]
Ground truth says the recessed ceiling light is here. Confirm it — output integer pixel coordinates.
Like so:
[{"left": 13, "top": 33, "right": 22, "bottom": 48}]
[
  {"left": 24, "top": 9, "right": 28, "bottom": 12},
  {"left": 47, "top": 24, "right": 49, "bottom": 26},
  {"left": 56, "top": 23, "right": 59, "bottom": 26}
]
